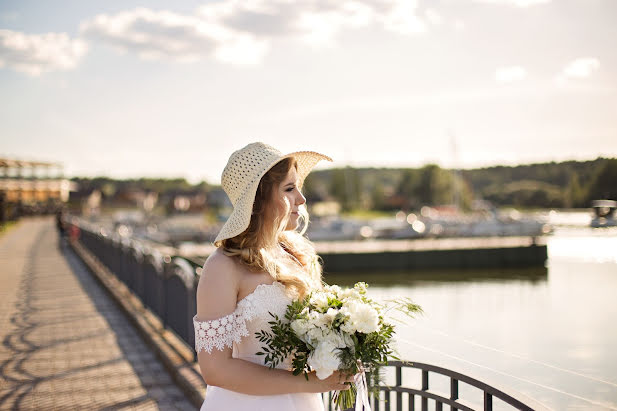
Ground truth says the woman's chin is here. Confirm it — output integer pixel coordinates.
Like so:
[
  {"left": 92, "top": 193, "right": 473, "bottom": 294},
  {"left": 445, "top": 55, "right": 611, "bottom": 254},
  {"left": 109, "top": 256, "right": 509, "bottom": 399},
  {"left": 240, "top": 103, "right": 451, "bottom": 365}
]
[{"left": 286, "top": 215, "right": 300, "bottom": 230}]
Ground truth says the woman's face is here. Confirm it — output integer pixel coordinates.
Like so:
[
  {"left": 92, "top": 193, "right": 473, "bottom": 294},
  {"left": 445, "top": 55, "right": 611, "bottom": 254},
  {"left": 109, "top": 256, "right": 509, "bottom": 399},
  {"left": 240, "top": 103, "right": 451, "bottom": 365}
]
[{"left": 269, "top": 165, "right": 306, "bottom": 231}]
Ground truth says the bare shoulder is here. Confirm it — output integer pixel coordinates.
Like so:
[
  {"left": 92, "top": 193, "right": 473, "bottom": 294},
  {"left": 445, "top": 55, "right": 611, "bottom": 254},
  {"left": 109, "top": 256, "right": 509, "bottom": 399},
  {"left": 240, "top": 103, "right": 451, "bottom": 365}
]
[{"left": 195, "top": 248, "right": 240, "bottom": 320}]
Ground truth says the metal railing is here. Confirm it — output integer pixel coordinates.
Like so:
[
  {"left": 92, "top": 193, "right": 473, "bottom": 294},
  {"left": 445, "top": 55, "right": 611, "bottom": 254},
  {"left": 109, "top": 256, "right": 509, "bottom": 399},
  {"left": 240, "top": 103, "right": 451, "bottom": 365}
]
[{"left": 360, "top": 361, "right": 534, "bottom": 411}]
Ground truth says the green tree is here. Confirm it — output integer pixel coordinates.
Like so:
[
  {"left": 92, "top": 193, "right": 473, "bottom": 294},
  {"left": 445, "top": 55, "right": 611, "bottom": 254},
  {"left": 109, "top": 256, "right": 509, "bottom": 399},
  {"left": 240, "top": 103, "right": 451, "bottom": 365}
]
[
  {"left": 586, "top": 159, "right": 617, "bottom": 202},
  {"left": 566, "top": 173, "right": 585, "bottom": 208}
]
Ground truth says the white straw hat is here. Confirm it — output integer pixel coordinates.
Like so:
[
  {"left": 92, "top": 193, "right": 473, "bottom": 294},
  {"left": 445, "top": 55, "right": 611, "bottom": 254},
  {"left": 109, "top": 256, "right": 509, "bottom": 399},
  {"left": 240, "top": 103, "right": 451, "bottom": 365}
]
[{"left": 214, "top": 142, "right": 332, "bottom": 243}]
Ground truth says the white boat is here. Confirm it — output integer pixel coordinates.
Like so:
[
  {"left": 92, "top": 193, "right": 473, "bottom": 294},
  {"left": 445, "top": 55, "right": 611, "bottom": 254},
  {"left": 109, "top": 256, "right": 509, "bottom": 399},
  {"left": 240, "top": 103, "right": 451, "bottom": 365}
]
[{"left": 590, "top": 199, "right": 617, "bottom": 228}]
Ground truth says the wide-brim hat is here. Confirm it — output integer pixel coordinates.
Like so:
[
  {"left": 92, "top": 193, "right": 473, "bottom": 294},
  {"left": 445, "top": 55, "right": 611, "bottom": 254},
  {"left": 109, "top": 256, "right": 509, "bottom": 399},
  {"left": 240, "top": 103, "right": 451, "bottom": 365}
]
[{"left": 214, "top": 142, "right": 333, "bottom": 243}]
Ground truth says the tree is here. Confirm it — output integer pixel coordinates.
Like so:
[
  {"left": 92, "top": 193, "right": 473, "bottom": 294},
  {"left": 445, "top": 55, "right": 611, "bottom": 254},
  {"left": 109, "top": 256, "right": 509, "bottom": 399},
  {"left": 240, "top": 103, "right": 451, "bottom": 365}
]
[{"left": 586, "top": 159, "right": 617, "bottom": 202}]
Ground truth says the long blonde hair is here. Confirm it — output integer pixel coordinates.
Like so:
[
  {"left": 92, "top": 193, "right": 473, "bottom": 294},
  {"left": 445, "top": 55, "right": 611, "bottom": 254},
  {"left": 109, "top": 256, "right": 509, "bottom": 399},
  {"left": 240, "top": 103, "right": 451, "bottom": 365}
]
[{"left": 214, "top": 157, "right": 323, "bottom": 299}]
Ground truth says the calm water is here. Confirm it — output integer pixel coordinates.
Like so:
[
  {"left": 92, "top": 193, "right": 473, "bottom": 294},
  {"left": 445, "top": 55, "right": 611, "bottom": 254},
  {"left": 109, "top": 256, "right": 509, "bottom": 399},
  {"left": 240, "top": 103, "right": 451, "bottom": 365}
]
[{"left": 325, "top": 226, "right": 617, "bottom": 410}]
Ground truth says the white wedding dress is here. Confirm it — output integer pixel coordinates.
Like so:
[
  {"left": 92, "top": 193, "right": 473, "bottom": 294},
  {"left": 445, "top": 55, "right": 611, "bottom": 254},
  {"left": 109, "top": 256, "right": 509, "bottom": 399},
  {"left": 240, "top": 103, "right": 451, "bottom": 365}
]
[{"left": 193, "top": 281, "right": 325, "bottom": 411}]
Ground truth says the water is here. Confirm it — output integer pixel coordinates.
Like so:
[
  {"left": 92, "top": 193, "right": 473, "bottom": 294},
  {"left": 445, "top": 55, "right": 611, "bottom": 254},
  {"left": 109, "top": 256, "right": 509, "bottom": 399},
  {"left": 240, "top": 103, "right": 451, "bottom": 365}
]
[{"left": 325, "top": 225, "right": 617, "bottom": 410}]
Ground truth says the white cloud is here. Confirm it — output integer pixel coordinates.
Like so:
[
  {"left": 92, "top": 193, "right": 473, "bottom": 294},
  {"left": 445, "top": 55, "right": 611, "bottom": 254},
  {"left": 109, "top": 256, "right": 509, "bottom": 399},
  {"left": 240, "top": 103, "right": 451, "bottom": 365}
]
[
  {"left": 472, "top": 0, "right": 551, "bottom": 7},
  {"left": 80, "top": 1, "right": 428, "bottom": 64},
  {"left": 80, "top": 7, "right": 268, "bottom": 65},
  {"left": 495, "top": 66, "right": 527, "bottom": 83},
  {"left": 555, "top": 57, "right": 600, "bottom": 86},
  {"left": 0, "top": 29, "right": 87, "bottom": 76}
]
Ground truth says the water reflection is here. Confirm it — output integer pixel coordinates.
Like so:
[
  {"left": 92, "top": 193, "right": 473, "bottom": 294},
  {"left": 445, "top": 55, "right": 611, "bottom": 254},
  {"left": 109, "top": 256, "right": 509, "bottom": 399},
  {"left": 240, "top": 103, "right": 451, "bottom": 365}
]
[
  {"left": 324, "top": 266, "right": 548, "bottom": 287},
  {"left": 320, "top": 228, "right": 617, "bottom": 410}
]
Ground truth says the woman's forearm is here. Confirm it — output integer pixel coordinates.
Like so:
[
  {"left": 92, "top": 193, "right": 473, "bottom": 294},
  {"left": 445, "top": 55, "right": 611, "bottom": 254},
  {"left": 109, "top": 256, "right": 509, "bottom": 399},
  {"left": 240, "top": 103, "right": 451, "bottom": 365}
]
[{"left": 205, "top": 357, "right": 318, "bottom": 395}]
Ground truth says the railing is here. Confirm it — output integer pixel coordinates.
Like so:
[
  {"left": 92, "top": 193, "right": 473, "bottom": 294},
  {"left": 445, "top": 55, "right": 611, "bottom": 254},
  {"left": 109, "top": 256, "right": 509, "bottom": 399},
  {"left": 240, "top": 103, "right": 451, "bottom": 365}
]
[
  {"left": 68, "top": 216, "right": 537, "bottom": 411},
  {"left": 71, "top": 216, "right": 199, "bottom": 356},
  {"left": 348, "top": 361, "right": 535, "bottom": 411}
]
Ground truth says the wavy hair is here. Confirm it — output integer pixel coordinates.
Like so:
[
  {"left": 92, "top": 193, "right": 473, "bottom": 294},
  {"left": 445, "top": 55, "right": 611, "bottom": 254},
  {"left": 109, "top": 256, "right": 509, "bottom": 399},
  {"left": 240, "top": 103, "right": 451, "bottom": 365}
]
[{"left": 214, "top": 157, "right": 323, "bottom": 299}]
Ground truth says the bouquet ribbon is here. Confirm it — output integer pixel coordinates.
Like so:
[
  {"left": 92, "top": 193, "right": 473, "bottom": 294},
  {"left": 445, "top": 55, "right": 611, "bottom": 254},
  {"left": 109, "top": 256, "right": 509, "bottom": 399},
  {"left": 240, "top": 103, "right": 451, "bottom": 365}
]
[{"left": 353, "top": 368, "right": 371, "bottom": 411}]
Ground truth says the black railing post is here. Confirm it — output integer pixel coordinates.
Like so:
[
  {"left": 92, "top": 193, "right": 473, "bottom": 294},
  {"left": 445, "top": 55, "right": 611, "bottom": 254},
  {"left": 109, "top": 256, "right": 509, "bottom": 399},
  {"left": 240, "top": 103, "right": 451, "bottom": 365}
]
[
  {"left": 450, "top": 377, "right": 459, "bottom": 411},
  {"left": 421, "top": 370, "right": 429, "bottom": 411},
  {"left": 484, "top": 392, "right": 493, "bottom": 411},
  {"left": 396, "top": 365, "right": 402, "bottom": 411}
]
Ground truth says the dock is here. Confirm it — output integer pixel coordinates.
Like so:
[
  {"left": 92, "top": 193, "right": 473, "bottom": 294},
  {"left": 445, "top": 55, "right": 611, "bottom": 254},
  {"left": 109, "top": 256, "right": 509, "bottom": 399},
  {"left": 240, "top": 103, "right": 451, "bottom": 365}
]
[
  {"left": 175, "top": 236, "right": 548, "bottom": 272},
  {"left": 0, "top": 217, "right": 197, "bottom": 410},
  {"left": 315, "top": 236, "right": 547, "bottom": 271}
]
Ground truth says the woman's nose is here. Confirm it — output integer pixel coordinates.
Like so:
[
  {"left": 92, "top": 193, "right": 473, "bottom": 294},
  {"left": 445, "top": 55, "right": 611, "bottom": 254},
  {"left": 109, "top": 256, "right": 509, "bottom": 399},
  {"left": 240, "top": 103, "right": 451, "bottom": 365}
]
[{"left": 296, "top": 191, "right": 306, "bottom": 206}]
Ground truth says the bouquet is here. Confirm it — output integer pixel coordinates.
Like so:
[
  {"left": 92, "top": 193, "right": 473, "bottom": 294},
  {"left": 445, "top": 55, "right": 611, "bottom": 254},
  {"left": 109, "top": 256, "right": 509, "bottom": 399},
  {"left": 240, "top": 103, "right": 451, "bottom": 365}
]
[{"left": 256, "top": 282, "right": 422, "bottom": 410}]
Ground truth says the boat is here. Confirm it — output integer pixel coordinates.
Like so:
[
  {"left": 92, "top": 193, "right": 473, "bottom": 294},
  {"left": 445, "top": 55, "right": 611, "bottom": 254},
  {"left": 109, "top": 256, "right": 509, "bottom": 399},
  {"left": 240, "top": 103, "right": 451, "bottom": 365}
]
[{"left": 590, "top": 199, "right": 617, "bottom": 228}]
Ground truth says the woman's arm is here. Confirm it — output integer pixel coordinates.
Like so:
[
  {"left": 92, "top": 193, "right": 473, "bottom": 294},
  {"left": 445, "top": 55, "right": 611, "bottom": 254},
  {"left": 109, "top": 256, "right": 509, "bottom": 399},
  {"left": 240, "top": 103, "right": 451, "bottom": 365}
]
[{"left": 195, "top": 251, "right": 350, "bottom": 395}]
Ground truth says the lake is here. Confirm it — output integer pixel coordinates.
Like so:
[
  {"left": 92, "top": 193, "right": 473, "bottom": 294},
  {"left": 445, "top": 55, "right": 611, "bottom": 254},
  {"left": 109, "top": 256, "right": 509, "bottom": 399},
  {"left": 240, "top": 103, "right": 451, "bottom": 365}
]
[{"left": 325, "top": 224, "right": 617, "bottom": 410}]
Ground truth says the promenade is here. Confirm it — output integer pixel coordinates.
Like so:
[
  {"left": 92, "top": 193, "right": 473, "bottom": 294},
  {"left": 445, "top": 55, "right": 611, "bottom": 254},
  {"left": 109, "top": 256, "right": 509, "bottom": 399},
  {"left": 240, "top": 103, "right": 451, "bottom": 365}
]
[{"left": 0, "top": 217, "right": 197, "bottom": 410}]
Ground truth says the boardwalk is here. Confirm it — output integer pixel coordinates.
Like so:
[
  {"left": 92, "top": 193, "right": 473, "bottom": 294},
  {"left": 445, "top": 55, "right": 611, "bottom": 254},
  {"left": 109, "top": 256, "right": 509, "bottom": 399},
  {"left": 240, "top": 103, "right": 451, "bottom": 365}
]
[{"left": 0, "top": 217, "right": 196, "bottom": 410}]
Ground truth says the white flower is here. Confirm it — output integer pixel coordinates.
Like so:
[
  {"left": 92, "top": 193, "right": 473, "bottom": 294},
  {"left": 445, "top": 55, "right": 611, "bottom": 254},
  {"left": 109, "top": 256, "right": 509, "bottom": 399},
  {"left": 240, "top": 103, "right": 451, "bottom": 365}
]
[
  {"left": 341, "top": 300, "right": 380, "bottom": 334},
  {"left": 291, "top": 319, "right": 309, "bottom": 337},
  {"left": 306, "top": 325, "right": 326, "bottom": 343},
  {"left": 307, "top": 341, "right": 342, "bottom": 380},
  {"left": 307, "top": 311, "right": 328, "bottom": 328},
  {"left": 310, "top": 292, "right": 330, "bottom": 311},
  {"left": 354, "top": 282, "right": 368, "bottom": 294},
  {"left": 328, "top": 284, "right": 342, "bottom": 295},
  {"left": 324, "top": 307, "right": 338, "bottom": 323},
  {"left": 323, "top": 329, "right": 354, "bottom": 349},
  {"left": 340, "top": 288, "right": 361, "bottom": 301}
]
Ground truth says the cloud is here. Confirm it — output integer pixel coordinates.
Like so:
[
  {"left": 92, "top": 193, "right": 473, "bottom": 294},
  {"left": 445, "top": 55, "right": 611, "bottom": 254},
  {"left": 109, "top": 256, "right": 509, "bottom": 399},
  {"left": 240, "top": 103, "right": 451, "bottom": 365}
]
[
  {"left": 562, "top": 58, "right": 600, "bottom": 78},
  {"left": 80, "top": 0, "right": 428, "bottom": 64},
  {"left": 0, "top": 29, "right": 87, "bottom": 76},
  {"left": 198, "top": 0, "right": 427, "bottom": 40},
  {"left": 495, "top": 66, "right": 527, "bottom": 83},
  {"left": 80, "top": 7, "right": 268, "bottom": 65},
  {"left": 555, "top": 57, "right": 600, "bottom": 86},
  {"left": 472, "top": 0, "right": 551, "bottom": 7}
]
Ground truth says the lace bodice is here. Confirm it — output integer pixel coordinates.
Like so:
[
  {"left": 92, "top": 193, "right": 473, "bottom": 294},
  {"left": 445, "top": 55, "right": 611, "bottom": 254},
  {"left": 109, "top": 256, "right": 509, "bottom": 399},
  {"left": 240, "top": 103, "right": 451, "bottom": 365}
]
[{"left": 193, "top": 281, "right": 293, "bottom": 369}]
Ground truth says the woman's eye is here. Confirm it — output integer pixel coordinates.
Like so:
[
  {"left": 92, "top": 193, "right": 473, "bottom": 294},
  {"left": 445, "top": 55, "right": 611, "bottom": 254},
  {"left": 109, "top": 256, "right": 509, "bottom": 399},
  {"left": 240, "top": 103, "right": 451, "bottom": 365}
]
[{"left": 286, "top": 187, "right": 295, "bottom": 192}]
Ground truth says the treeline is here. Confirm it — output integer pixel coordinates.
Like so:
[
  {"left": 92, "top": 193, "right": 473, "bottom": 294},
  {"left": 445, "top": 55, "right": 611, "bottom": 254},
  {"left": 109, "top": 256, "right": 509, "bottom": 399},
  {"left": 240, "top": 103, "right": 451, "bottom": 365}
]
[
  {"left": 70, "top": 177, "right": 211, "bottom": 198},
  {"left": 71, "top": 157, "right": 616, "bottom": 212},
  {"left": 302, "top": 157, "right": 617, "bottom": 211}
]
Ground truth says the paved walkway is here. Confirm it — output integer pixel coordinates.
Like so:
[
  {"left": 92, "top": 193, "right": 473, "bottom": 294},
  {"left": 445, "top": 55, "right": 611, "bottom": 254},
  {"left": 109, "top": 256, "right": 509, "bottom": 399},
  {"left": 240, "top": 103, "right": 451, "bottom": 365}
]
[{"left": 0, "top": 217, "right": 196, "bottom": 410}]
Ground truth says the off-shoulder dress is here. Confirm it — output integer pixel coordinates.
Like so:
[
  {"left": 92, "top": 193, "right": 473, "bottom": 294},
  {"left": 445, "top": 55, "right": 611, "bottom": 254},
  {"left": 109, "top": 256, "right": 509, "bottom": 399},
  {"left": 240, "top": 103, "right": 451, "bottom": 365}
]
[{"left": 193, "top": 281, "right": 325, "bottom": 411}]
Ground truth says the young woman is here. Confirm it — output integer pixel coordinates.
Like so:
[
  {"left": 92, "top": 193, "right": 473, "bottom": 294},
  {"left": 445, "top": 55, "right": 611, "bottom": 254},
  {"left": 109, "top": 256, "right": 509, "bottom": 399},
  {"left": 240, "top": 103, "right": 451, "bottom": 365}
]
[{"left": 193, "top": 142, "right": 351, "bottom": 410}]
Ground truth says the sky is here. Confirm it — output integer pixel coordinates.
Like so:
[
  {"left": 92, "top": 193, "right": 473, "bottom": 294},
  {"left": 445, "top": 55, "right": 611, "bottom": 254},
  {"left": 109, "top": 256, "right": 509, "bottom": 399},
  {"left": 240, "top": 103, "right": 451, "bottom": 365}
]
[{"left": 1, "top": 0, "right": 616, "bottom": 185}]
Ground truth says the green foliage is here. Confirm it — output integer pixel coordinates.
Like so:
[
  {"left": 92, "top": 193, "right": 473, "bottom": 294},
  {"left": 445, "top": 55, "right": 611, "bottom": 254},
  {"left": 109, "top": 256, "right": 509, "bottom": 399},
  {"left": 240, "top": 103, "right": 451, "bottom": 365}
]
[{"left": 586, "top": 159, "right": 617, "bottom": 202}]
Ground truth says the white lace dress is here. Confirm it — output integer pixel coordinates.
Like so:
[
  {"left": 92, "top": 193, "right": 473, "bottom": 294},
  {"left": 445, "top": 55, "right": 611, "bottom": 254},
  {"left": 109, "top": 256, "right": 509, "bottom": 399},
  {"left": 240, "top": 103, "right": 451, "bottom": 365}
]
[{"left": 193, "top": 281, "right": 325, "bottom": 411}]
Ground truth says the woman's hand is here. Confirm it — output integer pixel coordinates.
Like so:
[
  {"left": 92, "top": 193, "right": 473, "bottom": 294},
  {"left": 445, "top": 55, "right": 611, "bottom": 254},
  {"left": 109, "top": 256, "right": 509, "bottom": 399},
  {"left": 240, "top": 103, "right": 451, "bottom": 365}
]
[{"left": 303, "top": 370, "right": 354, "bottom": 393}]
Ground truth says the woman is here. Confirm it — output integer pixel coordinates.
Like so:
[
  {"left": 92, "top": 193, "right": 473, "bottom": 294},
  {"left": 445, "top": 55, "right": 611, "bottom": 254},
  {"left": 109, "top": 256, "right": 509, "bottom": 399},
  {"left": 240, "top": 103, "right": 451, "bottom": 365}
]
[{"left": 193, "top": 142, "right": 351, "bottom": 411}]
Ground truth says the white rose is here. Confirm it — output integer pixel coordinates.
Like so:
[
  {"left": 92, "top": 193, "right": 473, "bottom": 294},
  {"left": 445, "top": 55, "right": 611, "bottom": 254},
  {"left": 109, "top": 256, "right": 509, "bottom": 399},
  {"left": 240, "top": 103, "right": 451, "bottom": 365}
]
[{"left": 307, "top": 341, "right": 342, "bottom": 380}]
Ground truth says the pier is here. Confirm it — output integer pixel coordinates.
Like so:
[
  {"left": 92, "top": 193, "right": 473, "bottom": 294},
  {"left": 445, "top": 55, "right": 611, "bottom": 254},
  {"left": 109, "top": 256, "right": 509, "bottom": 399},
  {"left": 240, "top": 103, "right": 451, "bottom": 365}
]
[
  {"left": 0, "top": 217, "right": 196, "bottom": 410},
  {"left": 316, "top": 236, "right": 548, "bottom": 272}
]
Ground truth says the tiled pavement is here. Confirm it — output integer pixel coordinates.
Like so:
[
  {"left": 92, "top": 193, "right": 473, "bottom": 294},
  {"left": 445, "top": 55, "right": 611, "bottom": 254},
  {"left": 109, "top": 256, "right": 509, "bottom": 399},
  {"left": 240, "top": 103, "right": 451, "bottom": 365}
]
[{"left": 0, "top": 217, "right": 197, "bottom": 410}]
